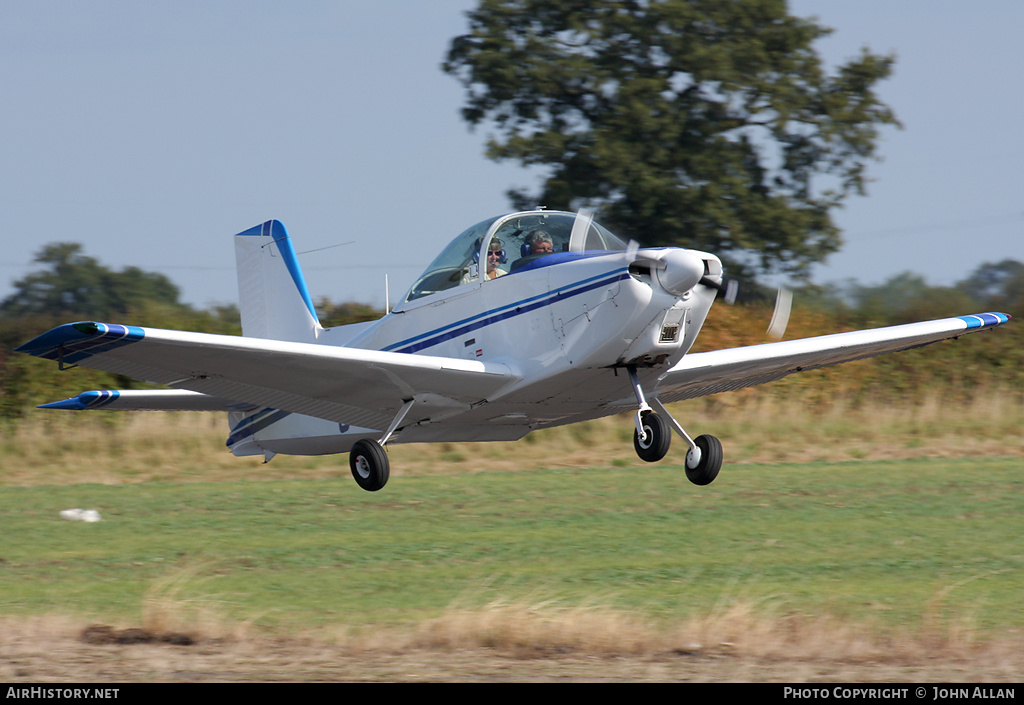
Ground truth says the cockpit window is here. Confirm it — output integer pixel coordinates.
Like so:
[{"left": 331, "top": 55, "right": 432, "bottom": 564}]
[
  {"left": 401, "top": 216, "right": 499, "bottom": 302},
  {"left": 402, "top": 211, "right": 628, "bottom": 303}
]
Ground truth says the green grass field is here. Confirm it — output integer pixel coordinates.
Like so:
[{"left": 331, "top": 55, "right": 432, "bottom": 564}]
[{"left": 3, "top": 453, "right": 1021, "bottom": 645}]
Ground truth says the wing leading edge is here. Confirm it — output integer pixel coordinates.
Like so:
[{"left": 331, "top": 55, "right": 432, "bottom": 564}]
[
  {"left": 17, "top": 321, "right": 520, "bottom": 430},
  {"left": 654, "top": 312, "right": 1011, "bottom": 403}
]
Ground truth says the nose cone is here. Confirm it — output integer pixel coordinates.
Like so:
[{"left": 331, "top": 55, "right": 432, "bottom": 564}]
[{"left": 656, "top": 249, "right": 705, "bottom": 296}]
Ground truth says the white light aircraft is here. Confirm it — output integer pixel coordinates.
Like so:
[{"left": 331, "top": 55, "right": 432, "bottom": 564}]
[{"left": 17, "top": 210, "right": 1011, "bottom": 491}]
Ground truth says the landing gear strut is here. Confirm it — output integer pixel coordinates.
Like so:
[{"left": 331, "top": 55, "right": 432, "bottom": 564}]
[
  {"left": 348, "top": 399, "right": 414, "bottom": 492},
  {"left": 626, "top": 366, "right": 723, "bottom": 485}
]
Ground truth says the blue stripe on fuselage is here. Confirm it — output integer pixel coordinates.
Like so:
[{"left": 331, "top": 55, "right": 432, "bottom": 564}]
[
  {"left": 226, "top": 407, "right": 290, "bottom": 447},
  {"left": 383, "top": 267, "right": 630, "bottom": 355}
]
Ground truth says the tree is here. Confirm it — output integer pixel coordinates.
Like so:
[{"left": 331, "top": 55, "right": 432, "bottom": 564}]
[
  {"left": 444, "top": 0, "right": 900, "bottom": 280},
  {"left": 0, "top": 244, "right": 244, "bottom": 421},
  {"left": 1, "top": 242, "right": 183, "bottom": 320},
  {"left": 957, "top": 259, "right": 1024, "bottom": 313},
  {"left": 848, "top": 272, "right": 981, "bottom": 325},
  {"left": 315, "top": 298, "right": 385, "bottom": 329}
]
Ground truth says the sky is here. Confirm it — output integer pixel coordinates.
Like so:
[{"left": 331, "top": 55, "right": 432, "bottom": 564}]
[{"left": 2, "top": 1, "right": 1022, "bottom": 312}]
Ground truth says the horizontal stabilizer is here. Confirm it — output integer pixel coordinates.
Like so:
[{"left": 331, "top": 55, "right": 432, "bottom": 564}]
[{"left": 39, "top": 389, "right": 256, "bottom": 412}]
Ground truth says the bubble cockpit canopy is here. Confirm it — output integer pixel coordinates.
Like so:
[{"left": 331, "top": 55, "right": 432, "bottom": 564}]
[{"left": 402, "top": 210, "right": 629, "bottom": 303}]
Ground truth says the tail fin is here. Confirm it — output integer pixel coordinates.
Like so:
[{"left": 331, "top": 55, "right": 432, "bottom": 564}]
[{"left": 235, "top": 220, "right": 323, "bottom": 342}]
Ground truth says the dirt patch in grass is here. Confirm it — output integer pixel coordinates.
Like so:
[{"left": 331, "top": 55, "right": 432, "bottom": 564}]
[{"left": 2, "top": 611, "right": 1021, "bottom": 683}]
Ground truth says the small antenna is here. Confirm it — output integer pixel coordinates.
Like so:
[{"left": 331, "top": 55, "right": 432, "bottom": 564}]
[
  {"left": 385, "top": 274, "right": 390, "bottom": 313},
  {"left": 297, "top": 240, "right": 355, "bottom": 255}
]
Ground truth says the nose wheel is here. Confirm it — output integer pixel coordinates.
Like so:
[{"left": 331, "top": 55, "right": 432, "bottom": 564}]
[{"left": 633, "top": 410, "right": 671, "bottom": 462}]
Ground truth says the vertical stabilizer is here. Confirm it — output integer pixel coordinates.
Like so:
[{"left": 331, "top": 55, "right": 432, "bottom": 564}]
[{"left": 235, "top": 220, "right": 323, "bottom": 342}]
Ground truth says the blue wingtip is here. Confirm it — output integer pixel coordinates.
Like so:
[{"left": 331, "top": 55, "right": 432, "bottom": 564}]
[
  {"left": 958, "top": 312, "right": 1012, "bottom": 329},
  {"left": 16, "top": 322, "right": 145, "bottom": 364},
  {"left": 16, "top": 322, "right": 96, "bottom": 355},
  {"left": 39, "top": 397, "right": 88, "bottom": 410}
]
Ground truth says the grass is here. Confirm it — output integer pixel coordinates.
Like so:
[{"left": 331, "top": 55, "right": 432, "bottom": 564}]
[
  {"left": 1, "top": 392, "right": 1022, "bottom": 672},
  {"left": 1, "top": 458, "right": 1022, "bottom": 634},
  {"left": 3, "top": 389, "right": 1022, "bottom": 486}
]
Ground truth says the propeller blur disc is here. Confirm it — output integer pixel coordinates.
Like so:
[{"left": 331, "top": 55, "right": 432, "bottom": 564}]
[
  {"left": 766, "top": 288, "right": 793, "bottom": 339},
  {"left": 569, "top": 209, "right": 595, "bottom": 251},
  {"left": 723, "top": 280, "right": 739, "bottom": 305}
]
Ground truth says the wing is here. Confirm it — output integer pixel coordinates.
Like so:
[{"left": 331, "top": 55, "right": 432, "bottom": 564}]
[
  {"left": 17, "top": 321, "right": 519, "bottom": 429},
  {"left": 655, "top": 312, "right": 1011, "bottom": 403}
]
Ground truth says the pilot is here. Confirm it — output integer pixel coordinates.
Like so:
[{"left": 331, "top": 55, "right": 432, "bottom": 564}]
[
  {"left": 483, "top": 237, "right": 508, "bottom": 280},
  {"left": 526, "top": 230, "right": 554, "bottom": 255}
]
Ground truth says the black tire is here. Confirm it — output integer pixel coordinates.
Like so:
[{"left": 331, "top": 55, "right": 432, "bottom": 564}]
[
  {"left": 633, "top": 411, "right": 671, "bottom": 462},
  {"left": 685, "top": 434, "right": 723, "bottom": 486},
  {"left": 349, "top": 439, "right": 390, "bottom": 492}
]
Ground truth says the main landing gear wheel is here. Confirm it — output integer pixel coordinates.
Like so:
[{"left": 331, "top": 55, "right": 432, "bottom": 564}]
[
  {"left": 685, "top": 434, "right": 723, "bottom": 486},
  {"left": 349, "top": 439, "right": 390, "bottom": 492},
  {"left": 633, "top": 411, "right": 671, "bottom": 462}
]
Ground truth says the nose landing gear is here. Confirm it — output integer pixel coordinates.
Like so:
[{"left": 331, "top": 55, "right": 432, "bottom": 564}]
[{"left": 626, "top": 366, "right": 723, "bottom": 485}]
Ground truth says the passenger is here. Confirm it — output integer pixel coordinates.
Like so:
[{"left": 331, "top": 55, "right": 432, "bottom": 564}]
[{"left": 526, "top": 230, "right": 554, "bottom": 255}]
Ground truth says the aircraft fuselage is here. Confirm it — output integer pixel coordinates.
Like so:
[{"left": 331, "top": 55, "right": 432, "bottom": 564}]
[{"left": 239, "top": 244, "right": 721, "bottom": 456}]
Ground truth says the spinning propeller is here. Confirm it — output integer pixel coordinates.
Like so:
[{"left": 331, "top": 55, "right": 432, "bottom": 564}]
[
  {"left": 571, "top": 208, "right": 792, "bottom": 339},
  {"left": 698, "top": 275, "right": 792, "bottom": 340},
  {"left": 766, "top": 288, "right": 793, "bottom": 339}
]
